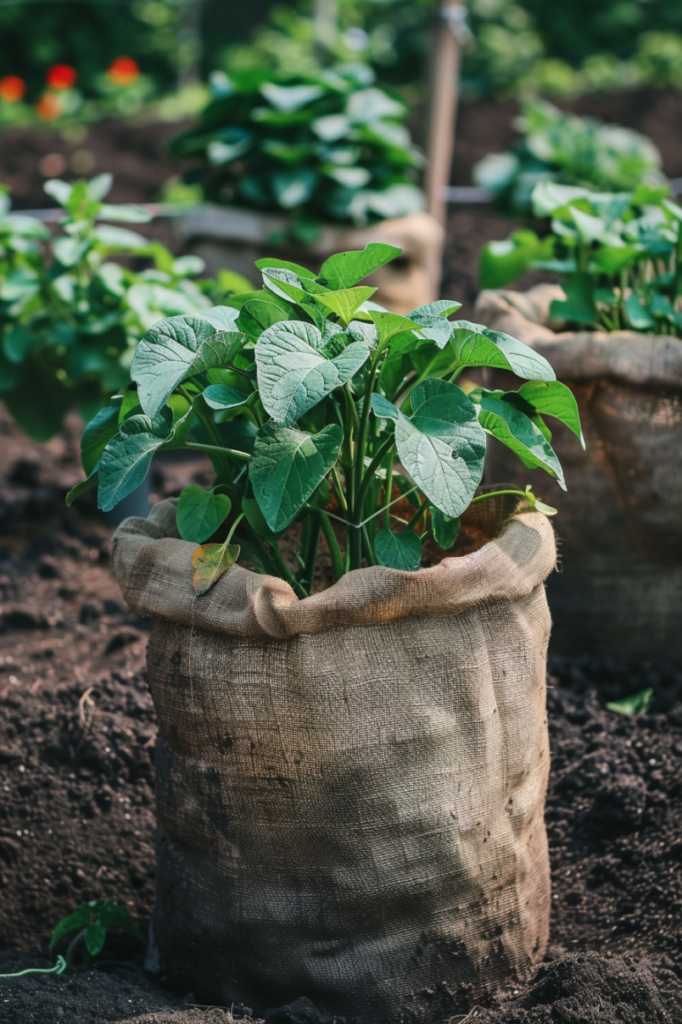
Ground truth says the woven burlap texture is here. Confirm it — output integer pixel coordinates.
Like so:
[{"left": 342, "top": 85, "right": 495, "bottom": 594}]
[
  {"left": 475, "top": 284, "right": 682, "bottom": 665},
  {"left": 112, "top": 496, "right": 556, "bottom": 1023}
]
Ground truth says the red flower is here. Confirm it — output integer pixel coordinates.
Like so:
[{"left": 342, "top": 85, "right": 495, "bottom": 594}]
[
  {"left": 46, "top": 64, "right": 77, "bottom": 91},
  {"left": 36, "top": 94, "right": 62, "bottom": 120},
  {"left": 107, "top": 57, "right": 140, "bottom": 87},
  {"left": 0, "top": 75, "right": 26, "bottom": 103}
]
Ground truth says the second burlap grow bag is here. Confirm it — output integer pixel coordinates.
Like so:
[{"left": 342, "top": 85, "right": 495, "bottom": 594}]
[
  {"left": 112, "top": 496, "right": 556, "bottom": 1023},
  {"left": 476, "top": 284, "right": 682, "bottom": 666}
]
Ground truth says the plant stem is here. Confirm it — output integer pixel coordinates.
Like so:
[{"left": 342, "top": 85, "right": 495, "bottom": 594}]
[
  {"left": 405, "top": 497, "right": 429, "bottom": 531},
  {"left": 267, "top": 540, "right": 307, "bottom": 599},
  {"left": 318, "top": 510, "right": 344, "bottom": 582},
  {"left": 361, "top": 525, "right": 377, "bottom": 566},
  {"left": 383, "top": 455, "right": 393, "bottom": 530},
  {"left": 470, "top": 488, "right": 530, "bottom": 505},
  {"left": 299, "top": 514, "right": 321, "bottom": 595},
  {"left": 356, "top": 435, "right": 394, "bottom": 516},
  {"left": 185, "top": 442, "right": 251, "bottom": 460}
]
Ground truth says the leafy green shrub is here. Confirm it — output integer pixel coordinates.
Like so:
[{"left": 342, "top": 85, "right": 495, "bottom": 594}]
[
  {"left": 0, "top": 174, "right": 236, "bottom": 442},
  {"left": 479, "top": 180, "right": 682, "bottom": 338},
  {"left": 168, "top": 65, "right": 425, "bottom": 229},
  {"left": 473, "top": 100, "right": 664, "bottom": 217},
  {"left": 69, "top": 244, "right": 580, "bottom": 591}
]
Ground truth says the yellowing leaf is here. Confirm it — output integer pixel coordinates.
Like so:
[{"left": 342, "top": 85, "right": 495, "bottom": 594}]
[{"left": 191, "top": 541, "right": 240, "bottom": 595}]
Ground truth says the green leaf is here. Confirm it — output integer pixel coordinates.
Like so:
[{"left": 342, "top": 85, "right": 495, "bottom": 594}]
[
  {"left": 517, "top": 380, "right": 584, "bottom": 447},
  {"left": 367, "top": 311, "right": 419, "bottom": 345},
  {"left": 479, "top": 394, "right": 566, "bottom": 489},
  {"left": 177, "top": 486, "right": 231, "bottom": 544},
  {"left": 237, "top": 298, "right": 291, "bottom": 339},
  {"left": 431, "top": 509, "right": 460, "bottom": 549},
  {"left": 250, "top": 422, "right": 342, "bottom": 532},
  {"left": 93, "top": 902, "right": 143, "bottom": 941},
  {"left": 314, "top": 287, "right": 377, "bottom": 325},
  {"left": 260, "top": 82, "right": 324, "bottom": 112},
  {"left": 606, "top": 688, "right": 653, "bottom": 716},
  {"left": 317, "top": 244, "right": 401, "bottom": 289},
  {"left": 255, "top": 258, "right": 316, "bottom": 279},
  {"left": 50, "top": 905, "right": 91, "bottom": 952},
  {"left": 374, "top": 528, "right": 422, "bottom": 571},
  {"left": 549, "top": 273, "right": 598, "bottom": 326},
  {"left": 66, "top": 470, "right": 99, "bottom": 507},
  {"left": 625, "top": 294, "right": 655, "bottom": 331},
  {"left": 372, "top": 379, "right": 487, "bottom": 518},
  {"left": 203, "top": 384, "right": 252, "bottom": 410},
  {"left": 98, "top": 408, "right": 173, "bottom": 512},
  {"left": 84, "top": 923, "right": 107, "bottom": 957},
  {"left": 131, "top": 314, "right": 247, "bottom": 417},
  {"left": 256, "top": 321, "right": 370, "bottom": 425},
  {"left": 271, "top": 170, "right": 317, "bottom": 210},
  {"left": 449, "top": 320, "right": 556, "bottom": 381},
  {"left": 478, "top": 231, "right": 546, "bottom": 290},
  {"left": 81, "top": 401, "right": 121, "bottom": 475},
  {"left": 242, "top": 493, "right": 284, "bottom": 541}
]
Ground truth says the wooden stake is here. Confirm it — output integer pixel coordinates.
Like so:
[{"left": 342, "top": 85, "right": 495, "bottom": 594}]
[{"left": 425, "top": 0, "right": 465, "bottom": 226}]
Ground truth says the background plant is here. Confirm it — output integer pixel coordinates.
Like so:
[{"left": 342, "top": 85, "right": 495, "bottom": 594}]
[
  {"left": 479, "top": 180, "right": 682, "bottom": 338},
  {"left": 168, "top": 64, "right": 425, "bottom": 231},
  {"left": 70, "top": 244, "right": 581, "bottom": 593},
  {"left": 0, "top": 174, "right": 243, "bottom": 442},
  {"left": 473, "top": 99, "right": 665, "bottom": 218}
]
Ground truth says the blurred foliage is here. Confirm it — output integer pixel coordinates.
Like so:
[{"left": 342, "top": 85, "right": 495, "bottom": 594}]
[
  {"left": 474, "top": 99, "right": 665, "bottom": 217},
  {"left": 479, "top": 180, "right": 682, "bottom": 341},
  {"left": 0, "top": 174, "right": 244, "bottom": 441},
  {"left": 169, "top": 63, "right": 425, "bottom": 228},
  {"left": 464, "top": 0, "right": 682, "bottom": 97}
]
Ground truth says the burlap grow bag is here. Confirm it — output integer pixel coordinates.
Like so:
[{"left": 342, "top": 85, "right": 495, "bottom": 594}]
[
  {"left": 476, "top": 285, "right": 682, "bottom": 665},
  {"left": 112, "top": 496, "right": 556, "bottom": 1023}
]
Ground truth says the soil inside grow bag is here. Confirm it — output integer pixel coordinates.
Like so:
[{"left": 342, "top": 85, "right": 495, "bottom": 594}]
[{"left": 0, "top": 404, "right": 680, "bottom": 1023}]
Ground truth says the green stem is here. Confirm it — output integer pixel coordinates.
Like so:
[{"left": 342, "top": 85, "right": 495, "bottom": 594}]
[
  {"left": 471, "top": 488, "right": 530, "bottom": 505},
  {"left": 405, "top": 497, "right": 429, "bottom": 531},
  {"left": 362, "top": 525, "right": 377, "bottom": 566},
  {"left": 299, "top": 514, "right": 321, "bottom": 595},
  {"left": 356, "top": 435, "right": 395, "bottom": 517},
  {"left": 268, "top": 540, "right": 307, "bottom": 599},
  {"left": 331, "top": 466, "right": 348, "bottom": 515},
  {"left": 0, "top": 956, "right": 66, "bottom": 979},
  {"left": 383, "top": 455, "right": 393, "bottom": 530},
  {"left": 185, "top": 441, "right": 251, "bottom": 461},
  {"left": 318, "top": 510, "right": 344, "bottom": 582}
]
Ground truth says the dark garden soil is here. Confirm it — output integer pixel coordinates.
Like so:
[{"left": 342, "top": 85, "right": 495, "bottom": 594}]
[{"left": 0, "top": 404, "right": 680, "bottom": 1023}]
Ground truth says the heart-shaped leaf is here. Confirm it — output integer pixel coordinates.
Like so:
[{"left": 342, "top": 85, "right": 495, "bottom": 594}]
[
  {"left": 449, "top": 320, "right": 556, "bottom": 380},
  {"left": 517, "top": 380, "right": 584, "bottom": 446},
  {"left": 317, "top": 243, "right": 401, "bottom": 289},
  {"left": 80, "top": 400, "right": 121, "bottom": 476},
  {"left": 256, "top": 320, "right": 370, "bottom": 425},
  {"left": 371, "top": 379, "right": 486, "bottom": 518},
  {"left": 131, "top": 314, "right": 247, "bottom": 417},
  {"left": 431, "top": 508, "right": 460, "bottom": 549},
  {"left": 202, "top": 384, "right": 252, "bottom": 410},
  {"left": 250, "top": 422, "right": 342, "bottom": 532},
  {"left": 314, "top": 287, "right": 377, "bottom": 325},
  {"left": 478, "top": 394, "right": 566, "bottom": 489},
  {"left": 374, "top": 528, "right": 422, "bottom": 571},
  {"left": 98, "top": 408, "right": 173, "bottom": 511},
  {"left": 191, "top": 540, "right": 240, "bottom": 595},
  {"left": 84, "top": 923, "right": 107, "bottom": 957},
  {"left": 177, "top": 485, "right": 231, "bottom": 544}
]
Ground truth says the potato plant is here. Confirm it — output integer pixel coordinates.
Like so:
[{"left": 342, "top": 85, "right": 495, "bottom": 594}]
[
  {"left": 479, "top": 181, "right": 682, "bottom": 338},
  {"left": 0, "top": 175, "right": 223, "bottom": 441},
  {"left": 168, "top": 64, "right": 424, "bottom": 231},
  {"left": 474, "top": 99, "right": 664, "bottom": 218},
  {"left": 69, "top": 244, "right": 582, "bottom": 593}
]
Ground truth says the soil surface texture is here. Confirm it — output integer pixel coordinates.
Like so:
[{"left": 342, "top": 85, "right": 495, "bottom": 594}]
[{"left": 0, "top": 406, "right": 680, "bottom": 1023}]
